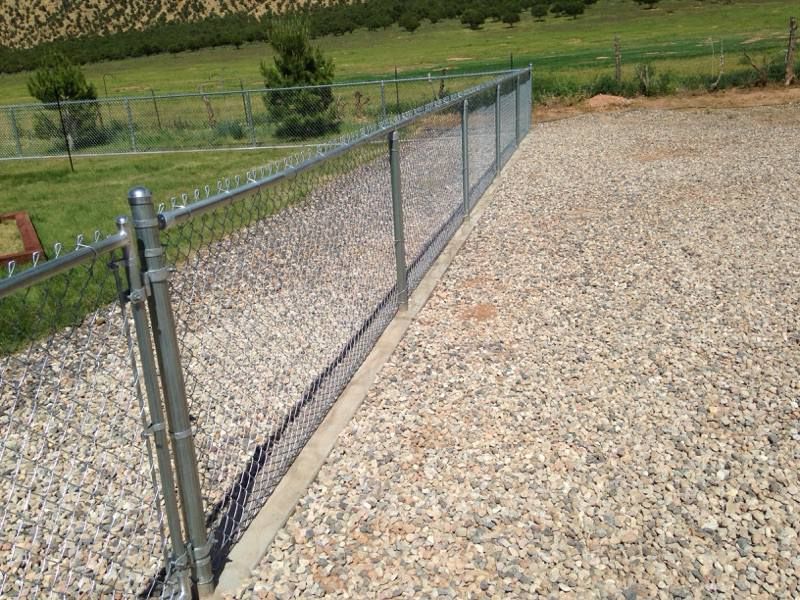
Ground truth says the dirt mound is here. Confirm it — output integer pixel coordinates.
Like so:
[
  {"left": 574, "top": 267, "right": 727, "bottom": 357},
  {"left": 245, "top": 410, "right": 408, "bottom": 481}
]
[{"left": 585, "top": 94, "right": 632, "bottom": 109}]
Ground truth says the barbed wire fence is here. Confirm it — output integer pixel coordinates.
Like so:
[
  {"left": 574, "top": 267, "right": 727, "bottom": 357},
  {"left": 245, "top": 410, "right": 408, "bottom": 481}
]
[
  {"left": 0, "top": 67, "right": 532, "bottom": 598},
  {"left": 0, "top": 69, "right": 519, "bottom": 161}
]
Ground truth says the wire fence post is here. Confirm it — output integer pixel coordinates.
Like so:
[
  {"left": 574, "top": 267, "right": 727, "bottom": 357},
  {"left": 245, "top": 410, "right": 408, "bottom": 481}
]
[
  {"left": 389, "top": 130, "right": 408, "bottom": 310},
  {"left": 380, "top": 81, "right": 387, "bottom": 121},
  {"left": 55, "top": 96, "right": 75, "bottom": 172},
  {"left": 117, "top": 214, "right": 193, "bottom": 599},
  {"left": 125, "top": 99, "right": 137, "bottom": 152},
  {"left": 8, "top": 108, "right": 22, "bottom": 157},
  {"left": 494, "top": 83, "right": 501, "bottom": 177},
  {"left": 151, "top": 90, "right": 163, "bottom": 130},
  {"left": 244, "top": 91, "right": 256, "bottom": 147},
  {"left": 461, "top": 98, "right": 470, "bottom": 220},
  {"left": 515, "top": 74, "right": 522, "bottom": 146},
  {"left": 529, "top": 64, "right": 534, "bottom": 129},
  {"left": 127, "top": 186, "right": 214, "bottom": 598}
]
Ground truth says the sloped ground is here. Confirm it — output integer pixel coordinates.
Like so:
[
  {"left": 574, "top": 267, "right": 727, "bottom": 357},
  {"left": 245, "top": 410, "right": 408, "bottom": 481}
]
[{"left": 230, "top": 104, "right": 800, "bottom": 598}]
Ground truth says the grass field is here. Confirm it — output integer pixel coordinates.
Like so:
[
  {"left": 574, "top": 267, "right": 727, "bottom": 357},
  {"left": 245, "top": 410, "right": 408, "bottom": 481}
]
[
  {"left": 0, "top": 148, "right": 289, "bottom": 250},
  {"left": 0, "top": 0, "right": 794, "bottom": 105},
  {"left": 0, "top": 0, "right": 797, "bottom": 249}
]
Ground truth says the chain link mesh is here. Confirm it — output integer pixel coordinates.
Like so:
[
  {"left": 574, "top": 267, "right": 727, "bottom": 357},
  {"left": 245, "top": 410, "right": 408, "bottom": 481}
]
[
  {"left": 0, "top": 70, "right": 531, "bottom": 596},
  {"left": 0, "top": 242, "right": 169, "bottom": 598},
  {"left": 0, "top": 73, "right": 504, "bottom": 160},
  {"left": 467, "top": 86, "right": 498, "bottom": 209}
]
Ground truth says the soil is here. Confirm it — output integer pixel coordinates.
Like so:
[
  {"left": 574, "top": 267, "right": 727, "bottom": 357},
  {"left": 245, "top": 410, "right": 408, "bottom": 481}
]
[{"left": 534, "top": 84, "right": 800, "bottom": 123}]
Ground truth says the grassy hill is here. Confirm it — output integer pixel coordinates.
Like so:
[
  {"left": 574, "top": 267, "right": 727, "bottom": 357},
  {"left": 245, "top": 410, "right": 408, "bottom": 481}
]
[
  {"left": 0, "top": 0, "right": 794, "bottom": 105},
  {"left": 0, "top": 0, "right": 324, "bottom": 48}
]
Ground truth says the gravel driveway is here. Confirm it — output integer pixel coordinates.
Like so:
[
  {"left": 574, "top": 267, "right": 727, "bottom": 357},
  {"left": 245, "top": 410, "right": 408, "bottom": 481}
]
[{"left": 230, "top": 104, "right": 800, "bottom": 598}]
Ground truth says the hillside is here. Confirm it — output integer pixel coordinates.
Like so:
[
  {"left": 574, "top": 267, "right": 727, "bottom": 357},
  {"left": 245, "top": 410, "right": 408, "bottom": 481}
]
[{"left": 0, "top": 0, "right": 325, "bottom": 49}]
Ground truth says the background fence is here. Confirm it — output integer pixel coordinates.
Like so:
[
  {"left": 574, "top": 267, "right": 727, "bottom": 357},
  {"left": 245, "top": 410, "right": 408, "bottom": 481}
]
[
  {"left": 0, "top": 70, "right": 522, "bottom": 160},
  {"left": 0, "top": 67, "right": 531, "bottom": 598}
]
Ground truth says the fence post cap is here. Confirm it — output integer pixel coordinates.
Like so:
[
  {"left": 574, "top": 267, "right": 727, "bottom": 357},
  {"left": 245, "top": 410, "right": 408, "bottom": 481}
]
[{"left": 127, "top": 186, "right": 153, "bottom": 204}]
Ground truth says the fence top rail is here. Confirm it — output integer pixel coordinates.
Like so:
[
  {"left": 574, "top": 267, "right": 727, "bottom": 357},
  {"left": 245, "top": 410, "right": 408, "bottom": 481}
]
[
  {"left": 158, "top": 68, "right": 529, "bottom": 231},
  {"left": 0, "top": 68, "right": 528, "bottom": 111},
  {"left": 0, "top": 219, "right": 129, "bottom": 300}
]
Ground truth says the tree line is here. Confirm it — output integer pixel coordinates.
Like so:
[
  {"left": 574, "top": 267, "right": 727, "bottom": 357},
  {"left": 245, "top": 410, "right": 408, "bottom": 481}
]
[{"left": 0, "top": 0, "right": 611, "bottom": 75}]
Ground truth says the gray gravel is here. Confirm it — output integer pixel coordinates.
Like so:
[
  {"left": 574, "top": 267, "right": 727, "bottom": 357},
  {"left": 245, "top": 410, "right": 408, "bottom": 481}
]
[
  {"left": 230, "top": 105, "right": 800, "bottom": 599},
  {"left": 0, "top": 105, "right": 500, "bottom": 598}
]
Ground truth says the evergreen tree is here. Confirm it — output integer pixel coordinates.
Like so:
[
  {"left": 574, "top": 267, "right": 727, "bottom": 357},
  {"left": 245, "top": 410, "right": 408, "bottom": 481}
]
[
  {"left": 27, "top": 51, "right": 101, "bottom": 149},
  {"left": 27, "top": 50, "right": 96, "bottom": 103},
  {"left": 260, "top": 16, "right": 340, "bottom": 139}
]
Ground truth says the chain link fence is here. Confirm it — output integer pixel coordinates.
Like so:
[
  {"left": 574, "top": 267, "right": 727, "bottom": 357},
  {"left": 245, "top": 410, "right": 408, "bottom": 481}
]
[
  {"left": 0, "top": 68, "right": 532, "bottom": 598},
  {"left": 0, "top": 70, "right": 521, "bottom": 160}
]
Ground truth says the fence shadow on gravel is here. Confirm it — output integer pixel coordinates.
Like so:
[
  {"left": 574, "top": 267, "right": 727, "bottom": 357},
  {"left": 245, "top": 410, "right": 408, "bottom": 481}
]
[{"left": 0, "top": 68, "right": 531, "bottom": 599}]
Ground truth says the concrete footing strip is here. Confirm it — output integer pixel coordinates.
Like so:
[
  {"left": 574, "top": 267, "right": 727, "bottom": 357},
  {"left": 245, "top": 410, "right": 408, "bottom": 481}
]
[{"left": 213, "top": 144, "right": 527, "bottom": 598}]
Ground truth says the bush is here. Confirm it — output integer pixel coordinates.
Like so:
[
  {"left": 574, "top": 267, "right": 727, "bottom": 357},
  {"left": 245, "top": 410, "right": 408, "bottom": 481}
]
[
  {"left": 461, "top": 8, "right": 486, "bottom": 30},
  {"left": 215, "top": 119, "right": 246, "bottom": 140},
  {"left": 589, "top": 74, "right": 636, "bottom": 97}
]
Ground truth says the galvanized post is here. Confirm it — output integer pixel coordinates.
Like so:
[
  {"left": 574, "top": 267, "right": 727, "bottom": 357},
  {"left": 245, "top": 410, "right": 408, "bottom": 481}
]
[
  {"left": 380, "top": 81, "right": 387, "bottom": 121},
  {"left": 127, "top": 187, "right": 214, "bottom": 598},
  {"left": 461, "top": 99, "right": 470, "bottom": 220},
  {"left": 8, "top": 108, "right": 22, "bottom": 157},
  {"left": 389, "top": 131, "right": 408, "bottom": 310},
  {"left": 529, "top": 64, "right": 534, "bottom": 132},
  {"left": 117, "top": 214, "right": 193, "bottom": 600},
  {"left": 515, "top": 74, "right": 521, "bottom": 146},
  {"left": 245, "top": 91, "right": 256, "bottom": 147},
  {"left": 494, "top": 84, "right": 501, "bottom": 177},
  {"left": 125, "top": 99, "right": 137, "bottom": 152}
]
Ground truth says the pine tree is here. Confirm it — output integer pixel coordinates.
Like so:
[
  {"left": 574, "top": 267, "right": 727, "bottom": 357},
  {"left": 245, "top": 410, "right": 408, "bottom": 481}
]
[{"left": 260, "top": 16, "right": 340, "bottom": 139}]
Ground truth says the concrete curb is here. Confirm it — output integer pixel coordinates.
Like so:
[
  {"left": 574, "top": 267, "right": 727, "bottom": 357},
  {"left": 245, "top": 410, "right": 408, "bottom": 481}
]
[{"left": 213, "top": 141, "right": 529, "bottom": 598}]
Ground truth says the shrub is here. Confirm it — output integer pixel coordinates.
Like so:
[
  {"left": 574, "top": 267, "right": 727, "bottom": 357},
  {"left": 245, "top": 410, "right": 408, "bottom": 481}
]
[{"left": 215, "top": 119, "right": 246, "bottom": 140}]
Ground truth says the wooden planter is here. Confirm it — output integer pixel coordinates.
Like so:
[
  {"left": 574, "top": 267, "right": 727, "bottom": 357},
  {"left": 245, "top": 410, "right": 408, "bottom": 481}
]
[{"left": 0, "top": 211, "right": 45, "bottom": 268}]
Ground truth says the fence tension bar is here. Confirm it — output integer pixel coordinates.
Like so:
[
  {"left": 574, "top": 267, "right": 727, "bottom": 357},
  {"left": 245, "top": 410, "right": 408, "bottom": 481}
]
[{"left": 127, "top": 186, "right": 214, "bottom": 598}]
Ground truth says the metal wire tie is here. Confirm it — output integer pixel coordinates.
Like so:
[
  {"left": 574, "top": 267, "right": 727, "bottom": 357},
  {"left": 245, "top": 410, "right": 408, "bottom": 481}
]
[
  {"left": 128, "top": 286, "right": 147, "bottom": 304},
  {"left": 171, "top": 428, "right": 193, "bottom": 441},
  {"left": 141, "top": 422, "right": 166, "bottom": 437}
]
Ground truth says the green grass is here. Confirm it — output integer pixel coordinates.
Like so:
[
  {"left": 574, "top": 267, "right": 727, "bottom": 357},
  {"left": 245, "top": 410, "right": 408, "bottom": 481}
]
[
  {"left": 0, "top": 0, "right": 796, "bottom": 246},
  {"left": 0, "top": 218, "right": 24, "bottom": 254},
  {"left": 0, "top": 148, "right": 290, "bottom": 250},
  {"left": 0, "top": 0, "right": 794, "bottom": 105}
]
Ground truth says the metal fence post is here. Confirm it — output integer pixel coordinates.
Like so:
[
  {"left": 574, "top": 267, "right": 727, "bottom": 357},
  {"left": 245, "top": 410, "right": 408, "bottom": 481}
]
[
  {"left": 515, "top": 74, "right": 522, "bottom": 146},
  {"left": 8, "top": 108, "right": 22, "bottom": 157},
  {"left": 461, "top": 99, "right": 470, "bottom": 220},
  {"left": 494, "top": 83, "right": 501, "bottom": 177},
  {"left": 245, "top": 91, "right": 256, "bottom": 147},
  {"left": 389, "top": 131, "right": 408, "bottom": 310},
  {"left": 529, "top": 64, "right": 534, "bottom": 131},
  {"left": 117, "top": 214, "right": 193, "bottom": 599},
  {"left": 380, "top": 81, "right": 387, "bottom": 121},
  {"left": 127, "top": 187, "right": 214, "bottom": 597},
  {"left": 126, "top": 99, "right": 137, "bottom": 152}
]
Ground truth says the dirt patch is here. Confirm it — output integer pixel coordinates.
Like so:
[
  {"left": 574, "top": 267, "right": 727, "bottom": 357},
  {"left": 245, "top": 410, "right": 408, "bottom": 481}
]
[
  {"left": 585, "top": 94, "right": 632, "bottom": 110},
  {"left": 534, "top": 84, "right": 800, "bottom": 123},
  {"left": 460, "top": 303, "right": 497, "bottom": 321}
]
